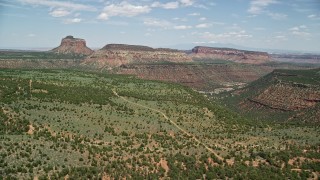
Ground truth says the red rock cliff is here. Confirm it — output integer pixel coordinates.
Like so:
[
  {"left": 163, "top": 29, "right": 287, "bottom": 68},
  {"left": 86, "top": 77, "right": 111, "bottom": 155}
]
[
  {"left": 191, "top": 46, "right": 270, "bottom": 64},
  {"left": 51, "top": 36, "right": 93, "bottom": 55},
  {"left": 82, "top": 44, "right": 192, "bottom": 68}
]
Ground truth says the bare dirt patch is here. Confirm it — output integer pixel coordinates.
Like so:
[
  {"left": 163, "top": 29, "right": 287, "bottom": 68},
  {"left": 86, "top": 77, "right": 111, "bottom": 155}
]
[{"left": 27, "top": 124, "right": 35, "bottom": 135}]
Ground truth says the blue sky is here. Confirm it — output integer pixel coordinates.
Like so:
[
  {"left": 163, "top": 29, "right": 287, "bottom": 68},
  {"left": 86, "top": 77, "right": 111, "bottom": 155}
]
[{"left": 0, "top": 0, "right": 320, "bottom": 52}]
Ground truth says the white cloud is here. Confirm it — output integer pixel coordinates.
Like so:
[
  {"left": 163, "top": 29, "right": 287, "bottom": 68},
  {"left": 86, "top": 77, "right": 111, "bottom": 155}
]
[
  {"left": 172, "top": 17, "right": 187, "bottom": 21},
  {"left": 188, "top": 13, "right": 200, "bottom": 16},
  {"left": 64, "top": 18, "right": 82, "bottom": 24},
  {"left": 180, "top": 0, "right": 194, "bottom": 6},
  {"left": 195, "top": 23, "right": 211, "bottom": 28},
  {"left": 308, "top": 14, "right": 320, "bottom": 20},
  {"left": 98, "top": 2, "right": 151, "bottom": 20},
  {"left": 308, "top": 14, "right": 316, "bottom": 18},
  {"left": 199, "top": 17, "right": 206, "bottom": 21},
  {"left": 143, "top": 18, "right": 172, "bottom": 28},
  {"left": 289, "top": 25, "right": 307, "bottom": 31},
  {"left": 248, "top": 0, "right": 278, "bottom": 14},
  {"left": 274, "top": 35, "right": 288, "bottom": 41},
  {"left": 18, "top": 0, "right": 96, "bottom": 11},
  {"left": 289, "top": 25, "right": 310, "bottom": 37},
  {"left": 173, "top": 25, "right": 192, "bottom": 30},
  {"left": 308, "top": 14, "right": 317, "bottom": 18},
  {"left": 49, "top": 8, "right": 70, "bottom": 17},
  {"left": 151, "top": 1, "right": 179, "bottom": 9},
  {"left": 199, "top": 30, "right": 252, "bottom": 42},
  {"left": 268, "top": 12, "right": 287, "bottom": 20},
  {"left": 289, "top": 27, "right": 299, "bottom": 31},
  {"left": 292, "top": 31, "right": 310, "bottom": 37}
]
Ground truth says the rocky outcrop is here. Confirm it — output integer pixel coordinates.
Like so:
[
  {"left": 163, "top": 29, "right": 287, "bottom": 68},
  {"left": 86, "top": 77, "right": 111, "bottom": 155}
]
[
  {"left": 82, "top": 44, "right": 192, "bottom": 68},
  {"left": 250, "top": 82, "right": 320, "bottom": 111},
  {"left": 191, "top": 46, "right": 270, "bottom": 64},
  {"left": 51, "top": 36, "right": 93, "bottom": 55},
  {"left": 229, "top": 69, "right": 320, "bottom": 123}
]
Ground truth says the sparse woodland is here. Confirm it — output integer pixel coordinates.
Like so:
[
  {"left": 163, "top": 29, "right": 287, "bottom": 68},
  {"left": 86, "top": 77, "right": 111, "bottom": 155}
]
[{"left": 0, "top": 69, "right": 319, "bottom": 179}]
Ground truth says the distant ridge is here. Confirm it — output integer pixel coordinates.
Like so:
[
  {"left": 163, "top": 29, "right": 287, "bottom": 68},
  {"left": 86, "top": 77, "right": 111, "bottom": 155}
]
[
  {"left": 190, "top": 46, "right": 270, "bottom": 64},
  {"left": 82, "top": 43, "right": 192, "bottom": 68}
]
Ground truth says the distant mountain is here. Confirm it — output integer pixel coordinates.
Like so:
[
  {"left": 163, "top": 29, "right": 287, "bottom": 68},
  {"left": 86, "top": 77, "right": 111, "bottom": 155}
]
[
  {"left": 167, "top": 42, "right": 251, "bottom": 51},
  {"left": 168, "top": 43, "right": 320, "bottom": 54}
]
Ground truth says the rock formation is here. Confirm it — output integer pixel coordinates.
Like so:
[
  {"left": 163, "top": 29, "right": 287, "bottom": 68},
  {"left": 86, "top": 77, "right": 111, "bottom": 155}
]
[
  {"left": 51, "top": 36, "right": 93, "bottom": 55},
  {"left": 82, "top": 44, "right": 192, "bottom": 68},
  {"left": 191, "top": 46, "right": 270, "bottom": 64},
  {"left": 230, "top": 69, "right": 320, "bottom": 123}
]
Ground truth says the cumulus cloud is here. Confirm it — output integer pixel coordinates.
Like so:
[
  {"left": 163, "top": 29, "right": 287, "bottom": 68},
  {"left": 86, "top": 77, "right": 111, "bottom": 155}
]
[
  {"left": 151, "top": 1, "right": 179, "bottom": 9},
  {"left": 143, "top": 18, "right": 172, "bottom": 28},
  {"left": 275, "top": 35, "right": 286, "bottom": 39},
  {"left": 289, "top": 25, "right": 310, "bottom": 37},
  {"left": 172, "top": 17, "right": 187, "bottom": 22},
  {"left": 180, "top": 0, "right": 194, "bottom": 6},
  {"left": 49, "top": 8, "right": 70, "bottom": 17},
  {"left": 268, "top": 12, "right": 287, "bottom": 20},
  {"left": 195, "top": 23, "right": 211, "bottom": 28},
  {"left": 19, "top": 0, "right": 95, "bottom": 19},
  {"left": 63, "top": 18, "right": 82, "bottom": 24},
  {"left": 173, "top": 25, "right": 192, "bottom": 30},
  {"left": 199, "top": 30, "right": 252, "bottom": 42},
  {"left": 291, "top": 31, "right": 310, "bottom": 36},
  {"left": 18, "top": 0, "right": 96, "bottom": 11},
  {"left": 308, "top": 14, "right": 320, "bottom": 20},
  {"left": 308, "top": 14, "right": 316, "bottom": 18},
  {"left": 289, "top": 25, "right": 307, "bottom": 31},
  {"left": 188, "top": 12, "right": 200, "bottom": 16},
  {"left": 248, "top": 0, "right": 278, "bottom": 14},
  {"left": 98, "top": 2, "right": 151, "bottom": 20}
]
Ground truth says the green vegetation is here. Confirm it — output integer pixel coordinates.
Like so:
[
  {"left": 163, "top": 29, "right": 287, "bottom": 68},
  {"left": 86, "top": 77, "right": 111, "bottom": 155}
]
[
  {"left": 0, "top": 69, "right": 319, "bottom": 179},
  {"left": 0, "top": 51, "right": 86, "bottom": 60}
]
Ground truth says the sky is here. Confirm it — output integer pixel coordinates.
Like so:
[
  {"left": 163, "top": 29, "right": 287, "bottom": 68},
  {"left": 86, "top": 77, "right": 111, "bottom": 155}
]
[{"left": 0, "top": 0, "right": 320, "bottom": 52}]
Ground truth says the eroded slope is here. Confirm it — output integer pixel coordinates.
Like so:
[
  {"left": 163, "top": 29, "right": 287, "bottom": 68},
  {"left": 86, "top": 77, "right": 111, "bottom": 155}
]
[{"left": 224, "top": 69, "right": 320, "bottom": 123}]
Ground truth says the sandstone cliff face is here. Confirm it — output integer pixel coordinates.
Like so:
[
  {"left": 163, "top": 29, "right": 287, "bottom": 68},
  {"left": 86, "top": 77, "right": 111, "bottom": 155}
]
[
  {"left": 82, "top": 44, "right": 192, "bottom": 68},
  {"left": 191, "top": 46, "right": 270, "bottom": 64},
  {"left": 51, "top": 36, "right": 93, "bottom": 55}
]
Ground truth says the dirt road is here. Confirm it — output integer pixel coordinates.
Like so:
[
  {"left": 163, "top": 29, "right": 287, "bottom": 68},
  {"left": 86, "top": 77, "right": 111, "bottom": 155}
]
[{"left": 112, "top": 89, "right": 224, "bottom": 161}]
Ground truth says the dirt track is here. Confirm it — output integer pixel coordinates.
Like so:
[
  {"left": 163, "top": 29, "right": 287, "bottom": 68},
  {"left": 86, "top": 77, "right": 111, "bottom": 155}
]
[{"left": 112, "top": 89, "right": 224, "bottom": 161}]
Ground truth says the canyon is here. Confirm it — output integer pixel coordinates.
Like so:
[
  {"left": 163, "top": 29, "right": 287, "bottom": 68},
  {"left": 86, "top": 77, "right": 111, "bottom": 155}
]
[{"left": 225, "top": 69, "right": 320, "bottom": 123}]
